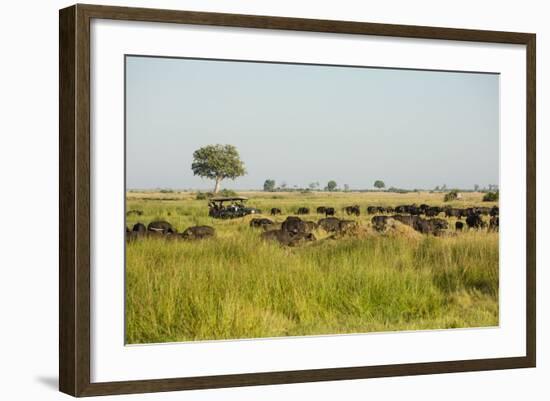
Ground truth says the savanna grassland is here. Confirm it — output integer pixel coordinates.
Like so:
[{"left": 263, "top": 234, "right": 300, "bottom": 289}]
[{"left": 125, "top": 191, "right": 499, "bottom": 344}]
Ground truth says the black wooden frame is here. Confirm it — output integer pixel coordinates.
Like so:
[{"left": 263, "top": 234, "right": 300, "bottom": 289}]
[{"left": 59, "top": 3, "right": 536, "bottom": 397}]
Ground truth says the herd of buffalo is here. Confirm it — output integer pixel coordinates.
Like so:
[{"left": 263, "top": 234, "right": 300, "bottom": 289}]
[{"left": 126, "top": 203, "right": 498, "bottom": 246}]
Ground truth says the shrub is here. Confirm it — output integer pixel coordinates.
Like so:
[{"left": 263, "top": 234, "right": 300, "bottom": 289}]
[
  {"left": 196, "top": 189, "right": 238, "bottom": 200},
  {"left": 159, "top": 188, "right": 174, "bottom": 193},
  {"left": 483, "top": 191, "right": 499, "bottom": 202},
  {"left": 195, "top": 191, "right": 212, "bottom": 200},
  {"left": 219, "top": 188, "right": 238, "bottom": 197},
  {"left": 444, "top": 190, "right": 459, "bottom": 202}
]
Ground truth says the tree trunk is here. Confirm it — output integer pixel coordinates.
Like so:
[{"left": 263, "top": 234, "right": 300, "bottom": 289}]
[{"left": 213, "top": 177, "right": 222, "bottom": 193}]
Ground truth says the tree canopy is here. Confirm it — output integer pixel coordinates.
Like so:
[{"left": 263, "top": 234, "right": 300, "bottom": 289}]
[
  {"left": 325, "top": 180, "right": 337, "bottom": 192},
  {"left": 191, "top": 144, "right": 246, "bottom": 193},
  {"left": 374, "top": 180, "right": 385, "bottom": 189},
  {"left": 263, "top": 179, "right": 276, "bottom": 192}
]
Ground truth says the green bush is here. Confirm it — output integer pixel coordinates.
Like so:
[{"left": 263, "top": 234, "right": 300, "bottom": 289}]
[
  {"left": 483, "top": 191, "right": 499, "bottom": 202},
  {"left": 219, "top": 188, "right": 238, "bottom": 197},
  {"left": 195, "top": 191, "right": 212, "bottom": 200},
  {"left": 195, "top": 189, "right": 238, "bottom": 200},
  {"left": 444, "top": 190, "right": 458, "bottom": 202}
]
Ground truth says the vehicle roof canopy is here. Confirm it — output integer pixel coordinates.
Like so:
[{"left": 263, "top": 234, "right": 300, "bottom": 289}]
[{"left": 210, "top": 196, "right": 248, "bottom": 202}]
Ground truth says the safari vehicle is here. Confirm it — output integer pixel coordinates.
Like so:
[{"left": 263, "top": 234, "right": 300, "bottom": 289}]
[{"left": 208, "top": 196, "right": 262, "bottom": 219}]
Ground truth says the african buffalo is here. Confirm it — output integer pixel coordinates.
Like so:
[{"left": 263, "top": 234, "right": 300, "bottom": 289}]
[
  {"left": 429, "top": 218, "right": 449, "bottom": 230},
  {"left": 477, "top": 207, "right": 491, "bottom": 216},
  {"left": 270, "top": 208, "right": 282, "bottom": 216},
  {"left": 371, "top": 215, "right": 390, "bottom": 231},
  {"left": 297, "top": 207, "right": 310, "bottom": 215},
  {"left": 367, "top": 206, "right": 378, "bottom": 214},
  {"left": 338, "top": 220, "right": 358, "bottom": 234},
  {"left": 465, "top": 214, "right": 485, "bottom": 229},
  {"left": 126, "top": 209, "right": 143, "bottom": 216},
  {"left": 391, "top": 215, "right": 419, "bottom": 227},
  {"left": 412, "top": 218, "right": 447, "bottom": 236},
  {"left": 281, "top": 216, "right": 313, "bottom": 235},
  {"left": 324, "top": 207, "right": 335, "bottom": 217},
  {"left": 413, "top": 218, "right": 435, "bottom": 235},
  {"left": 425, "top": 206, "right": 442, "bottom": 217},
  {"left": 249, "top": 218, "right": 274, "bottom": 228},
  {"left": 455, "top": 221, "right": 464, "bottom": 231},
  {"left": 489, "top": 216, "right": 499, "bottom": 232},
  {"left": 316, "top": 206, "right": 326, "bottom": 214},
  {"left": 147, "top": 220, "right": 174, "bottom": 234},
  {"left": 444, "top": 208, "right": 463, "bottom": 218},
  {"left": 181, "top": 225, "right": 215, "bottom": 239},
  {"left": 132, "top": 222, "right": 146, "bottom": 233},
  {"left": 318, "top": 217, "right": 341, "bottom": 233},
  {"left": 261, "top": 230, "right": 316, "bottom": 246},
  {"left": 344, "top": 205, "right": 360, "bottom": 216},
  {"left": 126, "top": 231, "right": 139, "bottom": 241},
  {"left": 394, "top": 205, "right": 407, "bottom": 214}
]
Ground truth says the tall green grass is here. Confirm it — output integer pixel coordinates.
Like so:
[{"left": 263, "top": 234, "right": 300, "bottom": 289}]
[{"left": 126, "top": 229, "right": 498, "bottom": 344}]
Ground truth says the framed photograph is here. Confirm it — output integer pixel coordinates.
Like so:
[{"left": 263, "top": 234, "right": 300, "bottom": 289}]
[{"left": 59, "top": 4, "right": 536, "bottom": 397}]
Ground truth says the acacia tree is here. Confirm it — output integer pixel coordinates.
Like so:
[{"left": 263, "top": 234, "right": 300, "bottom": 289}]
[
  {"left": 263, "top": 179, "right": 276, "bottom": 192},
  {"left": 374, "top": 180, "right": 385, "bottom": 190},
  {"left": 325, "top": 180, "right": 337, "bottom": 192},
  {"left": 191, "top": 144, "right": 246, "bottom": 193}
]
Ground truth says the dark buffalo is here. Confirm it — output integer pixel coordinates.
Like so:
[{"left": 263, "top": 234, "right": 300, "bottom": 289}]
[
  {"left": 303, "top": 221, "right": 318, "bottom": 232},
  {"left": 371, "top": 215, "right": 390, "bottom": 231},
  {"left": 181, "top": 225, "right": 215, "bottom": 239},
  {"left": 126, "top": 209, "right": 143, "bottom": 216},
  {"left": 270, "top": 208, "right": 282, "bottom": 216},
  {"left": 465, "top": 214, "right": 485, "bottom": 229},
  {"left": 126, "top": 231, "right": 139, "bottom": 241},
  {"left": 261, "top": 230, "right": 316, "bottom": 246},
  {"left": 316, "top": 206, "right": 326, "bottom": 214},
  {"left": 281, "top": 216, "right": 314, "bottom": 235},
  {"left": 367, "top": 206, "right": 378, "bottom": 214},
  {"left": 297, "top": 207, "right": 310, "bottom": 215},
  {"left": 249, "top": 218, "right": 274, "bottom": 228},
  {"left": 413, "top": 218, "right": 435, "bottom": 235},
  {"left": 429, "top": 218, "right": 449, "bottom": 230},
  {"left": 147, "top": 220, "right": 174, "bottom": 234},
  {"left": 489, "top": 216, "right": 499, "bottom": 232},
  {"left": 455, "top": 221, "right": 464, "bottom": 231},
  {"left": 408, "top": 205, "right": 422, "bottom": 216},
  {"left": 425, "top": 206, "right": 442, "bottom": 217},
  {"left": 394, "top": 205, "right": 407, "bottom": 214},
  {"left": 391, "top": 215, "right": 419, "bottom": 227},
  {"left": 338, "top": 220, "right": 358, "bottom": 234},
  {"left": 318, "top": 217, "right": 341, "bottom": 233},
  {"left": 490, "top": 206, "right": 499, "bottom": 217},
  {"left": 412, "top": 218, "right": 446, "bottom": 236},
  {"left": 477, "top": 207, "right": 491, "bottom": 216},
  {"left": 444, "top": 207, "right": 463, "bottom": 218},
  {"left": 261, "top": 229, "right": 291, "bottom": 245},
  {"left": 132, "top": 222, "right": 146, "bottom": 233},
  {"left": 287, "top": 232, "right": 316, "bottom": 246},
  {"left": 344, "top": 205, "right": 360, "bottom": 216},
  {"left": 324, "top": 207, "right": 335, "bottom": 217}
]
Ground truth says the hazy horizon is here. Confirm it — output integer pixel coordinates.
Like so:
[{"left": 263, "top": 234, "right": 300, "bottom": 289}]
[{"left": 126, "top": 56, "right": 499, "bottom": 191}]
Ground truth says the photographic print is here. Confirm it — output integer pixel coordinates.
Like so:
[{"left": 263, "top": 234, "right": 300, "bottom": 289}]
[{"left": 124, "top": 55, "right": 500, "bottom": 344}]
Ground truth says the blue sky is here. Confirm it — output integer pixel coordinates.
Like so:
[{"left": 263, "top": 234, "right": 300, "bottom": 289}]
[{"left": 126, "top": 56, "right": 499, "bottom": 191}]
